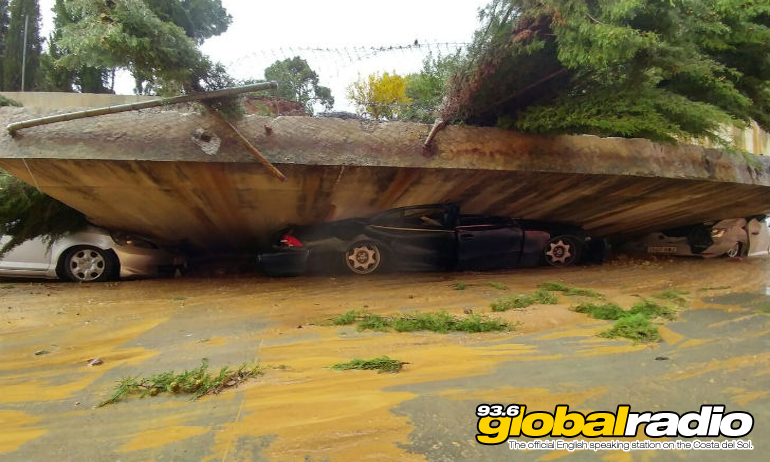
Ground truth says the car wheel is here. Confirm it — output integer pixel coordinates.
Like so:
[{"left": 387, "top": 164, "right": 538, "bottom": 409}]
[
  {"left": 60, "top": 246, "right": 117, "bottom": 282},
  {"left": 544, "top": 236, "right": 581, "bottom": 267},
  {"left": 344, "top": 241, "right": 382, "bottom": 275},
  {"left": 725, "top": 242, "right": 742, "bottom": 258}
]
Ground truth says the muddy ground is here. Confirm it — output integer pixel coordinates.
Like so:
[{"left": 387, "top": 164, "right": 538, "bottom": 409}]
[{"left": 1, "top": 258, "right": 769, "bottom": 461}]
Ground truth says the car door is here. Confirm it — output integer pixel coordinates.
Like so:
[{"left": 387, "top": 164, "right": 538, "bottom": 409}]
[
  {"left": 456, "top": 216, "right": 524, "bottom": 270},
  {"left": 747, "top": 217, "right": 770, "bottom": 257},
  {"left": 0, "top": 235, "right": 54, "bottom": 275},
  {"left": 367, "top": 205, "right": 458, "bottom": 270}
]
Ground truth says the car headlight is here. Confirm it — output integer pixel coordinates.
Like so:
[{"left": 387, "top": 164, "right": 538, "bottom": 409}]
[
  {"left": 111, "top": 231, "right": 158, "bottom": 249},
  {"left": 710, "top": 228, "right": 726, "bottom": 239}
]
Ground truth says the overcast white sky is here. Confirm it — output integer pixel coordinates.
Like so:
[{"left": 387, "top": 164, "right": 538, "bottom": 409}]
[{"left": 38, "top": 0, "right": 489, "bottom": 111}]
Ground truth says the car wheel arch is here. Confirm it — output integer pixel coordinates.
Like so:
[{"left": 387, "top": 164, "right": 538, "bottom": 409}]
[{"left": 56, "top": 245, "right": 120, "bottom": 281}]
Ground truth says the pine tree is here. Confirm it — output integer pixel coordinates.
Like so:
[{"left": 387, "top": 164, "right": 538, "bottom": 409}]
[
  {"left": 3, "top": 0, "right": 41, "bottom": 91},
  {"left": 44, "top": 0, "right": 111, "bottom": 93},
  {"left": 444, "top": 0, "right": 770, "bottom": 144},
  {"left": 0, "top": 0, "right": 10, "bottom": 89}
]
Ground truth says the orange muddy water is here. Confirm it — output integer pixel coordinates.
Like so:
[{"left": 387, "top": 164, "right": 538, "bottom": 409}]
[{"left": 1, "top": 258, "right": 769, "bottom": 461}]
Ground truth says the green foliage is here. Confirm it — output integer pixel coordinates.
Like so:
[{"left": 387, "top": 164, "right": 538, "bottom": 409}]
[
  {"left": 453, "top": 281, "right": 468, "bottom": 290},
  {"left": 490, "top": 289, "right": 557, "bottom": 311},
  {"left": 330, "top": 310, "right": 359, "bottom": 326},
  {"left": 142, "top": 0, "right": 231, "bottom": 45},
  {"left": 573, "top": 302, "right": 626, "bottom": 320},
  {"left": 538, "top": 281, "right": 603, "bottom": 299},
  {"left": 653, "top": 289, "right": 689, "bottom": 306},
  {"left": 3, "top": 0, "right": 43, "bottom": 91},
  {"left": 486, "top": 281, "right": 508, "bottom": 290},
  {"left": 263, "top": 56, "right": 334, "bottom": 115},
  {"left": 333, "top": 310, "right": 510, "bottom": 333},
  {"left": 332, "top": 356, "right": 408, "bottom": 373},
  {"left": 401, "top": 53, "right": 461, "bottom": 123},
  {"left": 628, "top": 299, "right": 678, "bottom": 321},
  {"left": 42, "top": 0, "right": 112, "bottom": 93},
  {"left": 0, "top": 94, "right": 21, "bottom": 106},
  {"left": 98, "top": 359, "right": 263, "bottom": 407},
  {"left": 445, "top": 0, "right": 770, "bottom": 144},
  {"left": 0, "top": 170, "right": 88, "bottom": 257},
  {"left": 0, "top": 0, "right": 9, "bottom": 89},
  {"left": 55, "top": 0, "right": 230, "bottom": 95},
  {"left": 599, "top": 313, "right": 661, "bottom": 342}
]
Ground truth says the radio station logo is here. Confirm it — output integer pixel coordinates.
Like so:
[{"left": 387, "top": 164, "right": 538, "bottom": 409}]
[{"left": 475, "top": 404, "right": 753, "bottom": 445}]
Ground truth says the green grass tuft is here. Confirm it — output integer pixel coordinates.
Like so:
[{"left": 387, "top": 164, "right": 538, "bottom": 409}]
[
  {"left": 629, "top": 299, "right": 677, "bottom": 320},
  {"left": 357, "top": 313, "right": 392, "bottom": 331},
  {"left": 490, "top": 289, "right": 558, "bottom": 312},
  {"left": 486, "top": 282, "right": 508, "bottom": 290},
  {"left": 573, "top": 302, "right": 627, "bottom": 320},
  {"left": 98, "top": 359, "right": 263, "bottom": 407},
  {"left": 331, "top": 310, "right": 359, "bottom": 326},
  {"left": 453, "top": 282, "right": 468, "bottom": 290},
  {"left": 539, "top": 281, "right": 603, "bottom": 299},
  {"left": 329, "top": 309, "right": 511, "bottom": 334},
  {"left": 332, "top": 356, "right": 408, "bottom": 373},
  {"left": 652, "top": 289, "right": 688, "bottom": 306},
  {"left": 599, "top": 313, "right": 661, "bottom": 342}
]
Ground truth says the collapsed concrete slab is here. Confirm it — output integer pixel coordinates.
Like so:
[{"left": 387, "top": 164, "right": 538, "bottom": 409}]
[{"left": 1, "top": 105, "right": 770, "bottom": 249}]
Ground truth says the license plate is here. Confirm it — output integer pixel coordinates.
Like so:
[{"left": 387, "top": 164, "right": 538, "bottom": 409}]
[{"left": 647, "top": 246, "right": 679, "bottom": 254}]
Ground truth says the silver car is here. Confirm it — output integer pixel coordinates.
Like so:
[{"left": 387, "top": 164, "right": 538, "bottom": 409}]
[
  {"left": 628, "top": 217, "right": 770, "bottom": 258},
  {"left": 0, "top": 227, "right": 185, "bottom": 282}
]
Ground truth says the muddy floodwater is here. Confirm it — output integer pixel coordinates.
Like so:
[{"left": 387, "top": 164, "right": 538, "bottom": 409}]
[{"left": 1, "top": 258, "right": 769, "bottom": 461}]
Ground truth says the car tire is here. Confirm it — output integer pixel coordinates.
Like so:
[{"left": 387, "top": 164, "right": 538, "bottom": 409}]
[
  {"left": 344, "top": 241, "right": 383, "bottom": 275},
  {"left": 725, "top": 242, "right": 743, "bottom": 258},
  {"left": 543, "top": 236, "right": 581, "bottom": 267},
  {"left": 60, "top": 246, "right": 118, "bottom": 282}
]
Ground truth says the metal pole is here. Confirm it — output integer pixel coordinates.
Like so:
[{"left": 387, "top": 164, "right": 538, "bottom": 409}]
[
  {"left": 20, "top": 15, "right": 28, "bottom": 92},
  {"left": 6, "top": 82, "right": 279, "bottom": 135}
]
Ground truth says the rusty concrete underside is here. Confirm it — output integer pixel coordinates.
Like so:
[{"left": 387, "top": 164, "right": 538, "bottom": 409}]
[{"left": 2, "top": 106, "right": 770, "bottom": 249}]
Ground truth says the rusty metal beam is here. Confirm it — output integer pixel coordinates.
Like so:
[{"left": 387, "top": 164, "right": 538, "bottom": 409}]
[{"left": 6, "top": 82, "right": 278, "bottom": 136}]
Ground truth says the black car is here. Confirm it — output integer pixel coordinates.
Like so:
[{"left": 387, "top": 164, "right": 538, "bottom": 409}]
[{"left": 258, "top": 204, "right": 596, "bottom": 276}]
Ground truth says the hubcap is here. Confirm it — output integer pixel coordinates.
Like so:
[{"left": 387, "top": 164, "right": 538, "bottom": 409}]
[
  {"left": 546, "top": 240, "right": 572, "bottom": 265},
  {"left": 69, "top": 249, "right": 105, "bottom": 282},
  {"left": 346, "top": 244, "right": 380, "bottom": 274}
]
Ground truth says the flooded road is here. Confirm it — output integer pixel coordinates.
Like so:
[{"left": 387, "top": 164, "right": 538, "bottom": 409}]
[{"left": 1, "top": 258, "right": 768, "bottom": 461}]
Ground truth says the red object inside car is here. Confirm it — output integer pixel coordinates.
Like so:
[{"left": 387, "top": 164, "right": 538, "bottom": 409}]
[{"left": 280, "top": 234, "right": 304, "bottom": 247}]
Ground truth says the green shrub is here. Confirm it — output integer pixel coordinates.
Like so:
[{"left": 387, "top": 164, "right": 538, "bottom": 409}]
[
  {"left": 573, "top": 302, "right": 627, "bottom": 320},
  {"left": 539, "top": 281, "right": 603, "bottom": 298},
  {"left": 599, "top": 314, "right": 660, "bottom": 342},
  {"left": 332, "top": 356, "right": 408, "bottom": 373},
  {"left": 629, "top": 300, "right": 677, "bottom": 320}
]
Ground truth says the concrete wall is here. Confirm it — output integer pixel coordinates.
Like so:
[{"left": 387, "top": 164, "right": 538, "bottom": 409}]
[{"left": 0, "top": 92, "right": 154, "bottom": 109}]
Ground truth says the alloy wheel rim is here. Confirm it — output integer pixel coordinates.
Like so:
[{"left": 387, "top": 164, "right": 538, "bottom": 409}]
[
  {"left": 546, "top": 240, "right": 573, "bottom": 265},
  {"left": 69, "top": 250, "right": 105, "bottom": 282},
  {"left": 346, "top": 244, "right": 380, "bottom": 274}
]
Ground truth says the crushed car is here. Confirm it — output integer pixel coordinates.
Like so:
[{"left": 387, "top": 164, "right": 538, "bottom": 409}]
[
  {"left": 623, "top": 216, "right": 770, "bottom": 258},
  {"left": 258, "top": 203, "right": 603, "bottom": 276},
  {"left": 0, "top": 226, "right": 185, "bottom": 282}
]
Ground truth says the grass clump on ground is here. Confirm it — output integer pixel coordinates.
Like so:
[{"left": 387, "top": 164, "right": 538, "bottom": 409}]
[
  {"left": 539, "top": 281, "right": 603, "bottom": 299},
  {"left": 629, "top": 299, "right": 677, "bottom": 320},
  {"left": 486, "top": 282, "right": 508, "bottom": 290},
  {"left": 599, "top": 313, "right": 661, "bottom": 342},
  {"left": 330, "top": 310, "right": 359, "bottom": 325},
  {"left": 331, "top": 356, "right": 408, "bottom": 373},
  {"left": 573, "top": 302, "right": 627, "bottom": 320},
  {"left": 453, "top": 282, "right": 468, "bottom": 290},
  {"left": 98, "top": 359, "right": 263, "bottom": 407},
  {"left": 652, "top": 289, "right": 689, "bottom": 306},
  {"left": 491, "top": 289, "right": 557, "bottom": 312},
  {"left": 331, "top": 310, "right": 511, "bottom": 333},
  {"left": 574, "top": 299, "right": 678, "bottom": 343}
]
